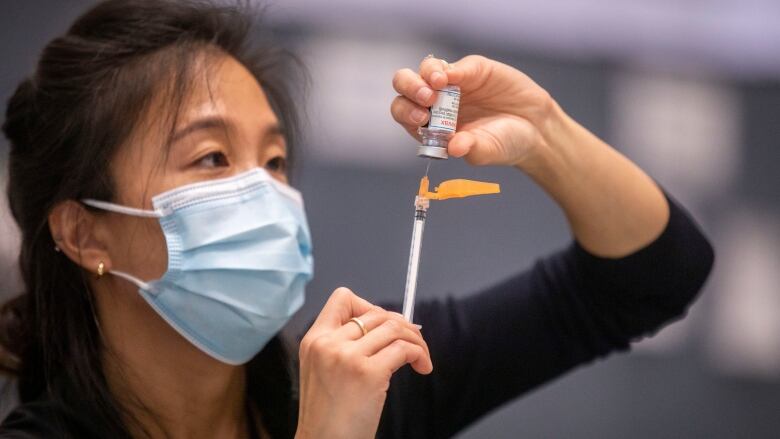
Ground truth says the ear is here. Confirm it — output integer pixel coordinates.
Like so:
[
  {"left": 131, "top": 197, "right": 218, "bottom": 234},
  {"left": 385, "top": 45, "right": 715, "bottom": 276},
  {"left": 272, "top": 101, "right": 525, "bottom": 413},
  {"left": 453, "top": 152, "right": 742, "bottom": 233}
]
[{"left": 49, "top": 200, "right": 112, "bottom": 276}]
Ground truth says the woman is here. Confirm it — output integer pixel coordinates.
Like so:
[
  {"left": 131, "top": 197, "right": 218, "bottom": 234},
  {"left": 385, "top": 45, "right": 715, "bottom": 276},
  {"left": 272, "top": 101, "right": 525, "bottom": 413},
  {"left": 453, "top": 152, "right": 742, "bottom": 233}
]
[{"left": 0, "top": 0, "right": 713, "bottom": 438}]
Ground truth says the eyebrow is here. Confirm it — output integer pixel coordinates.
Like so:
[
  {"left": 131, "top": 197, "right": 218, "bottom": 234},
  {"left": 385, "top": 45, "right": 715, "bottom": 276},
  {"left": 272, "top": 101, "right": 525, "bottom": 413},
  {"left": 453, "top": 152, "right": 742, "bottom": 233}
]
[{"left": 169, "top": 116, "right": 284, "bottom": 145}]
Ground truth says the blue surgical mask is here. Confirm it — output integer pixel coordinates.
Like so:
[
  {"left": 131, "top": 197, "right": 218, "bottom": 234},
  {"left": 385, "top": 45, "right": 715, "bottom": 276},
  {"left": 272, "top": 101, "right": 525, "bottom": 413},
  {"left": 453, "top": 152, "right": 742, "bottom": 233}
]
[{"left": 83, "top": 168, "right": 313, "bottom": 365}]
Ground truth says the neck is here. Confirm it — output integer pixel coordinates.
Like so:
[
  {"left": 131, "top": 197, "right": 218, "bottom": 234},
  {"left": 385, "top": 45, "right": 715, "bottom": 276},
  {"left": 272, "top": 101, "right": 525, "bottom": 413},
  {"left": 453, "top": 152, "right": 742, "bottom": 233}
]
[
  {"left": 104, "top": 336, "right": 249, "bottom": 439},
  {"left": 98, "top": 281, "right": 251, "bottom": 438}
]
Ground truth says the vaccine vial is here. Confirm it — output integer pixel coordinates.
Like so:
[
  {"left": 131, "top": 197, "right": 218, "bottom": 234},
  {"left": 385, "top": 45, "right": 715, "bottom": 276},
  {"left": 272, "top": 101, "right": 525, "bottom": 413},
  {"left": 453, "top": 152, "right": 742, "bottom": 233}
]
[{"left": 417, "top": 85, "right": 460, "bottom": 159}]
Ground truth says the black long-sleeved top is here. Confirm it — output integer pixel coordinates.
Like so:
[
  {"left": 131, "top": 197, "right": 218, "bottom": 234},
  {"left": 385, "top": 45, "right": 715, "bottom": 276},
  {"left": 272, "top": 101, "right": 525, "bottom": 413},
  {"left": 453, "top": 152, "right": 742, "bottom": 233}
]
[
  {"left": 0, "top": 194, "right": 714, "bottom": 438},
  {"left": 378, "top": 193, "right": 714, "bottom": 438}
]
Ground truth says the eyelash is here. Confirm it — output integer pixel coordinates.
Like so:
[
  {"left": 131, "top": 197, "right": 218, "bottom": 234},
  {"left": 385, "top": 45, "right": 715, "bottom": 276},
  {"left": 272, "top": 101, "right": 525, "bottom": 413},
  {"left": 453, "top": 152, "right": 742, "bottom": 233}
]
[
  {"left": 193, "top": 151, "right": 287, "bottom": 173},
  {"left": 266, "top": 156, "right": 287, "bottom": 173},
  {"left": 195, "top": 151, "right": 229, "bottom": 168}
]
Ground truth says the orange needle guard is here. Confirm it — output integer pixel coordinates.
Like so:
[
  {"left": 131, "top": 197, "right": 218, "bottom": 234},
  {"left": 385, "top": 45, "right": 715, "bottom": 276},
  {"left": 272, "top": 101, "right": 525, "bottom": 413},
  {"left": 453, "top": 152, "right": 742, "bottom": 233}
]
[{"left": 417, "top": 176, "right": 501, "bottom": 200}]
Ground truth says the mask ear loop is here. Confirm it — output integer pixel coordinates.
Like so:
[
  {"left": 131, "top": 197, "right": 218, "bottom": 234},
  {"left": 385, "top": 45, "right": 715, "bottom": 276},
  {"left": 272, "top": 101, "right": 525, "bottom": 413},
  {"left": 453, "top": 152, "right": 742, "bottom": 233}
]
[
  {"left": 82, "top": 199, "right": 163, "bottom": 218},
  {"left": 80, "top": 198, "right": 160, "bottom": 292},
  {"left": 109, "top": 270, "right": 152, "bottom": 291}
]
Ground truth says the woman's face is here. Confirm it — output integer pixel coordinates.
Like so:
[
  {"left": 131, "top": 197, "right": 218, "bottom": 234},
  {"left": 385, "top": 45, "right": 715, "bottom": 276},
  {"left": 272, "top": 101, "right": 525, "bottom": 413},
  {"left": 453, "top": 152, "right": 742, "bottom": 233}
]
[
  {"left": 102, "top": 53, "right": 288, "bottom": 283},
  {"left": 87, "top": 53, "right": 290, "bottom": 364}
]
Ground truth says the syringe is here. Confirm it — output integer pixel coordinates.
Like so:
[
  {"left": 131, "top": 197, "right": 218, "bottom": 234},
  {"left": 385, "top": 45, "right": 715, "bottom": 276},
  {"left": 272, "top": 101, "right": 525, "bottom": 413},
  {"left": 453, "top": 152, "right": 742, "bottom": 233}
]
[
  {"left": 400, "top": 176, "right": 502, "bottom": 323},
  {"left": 402, "top": 194, "right": 429, "bottom": 323},
  {"left": 403, "top": 81, "right": 501, "bottom": 323}
]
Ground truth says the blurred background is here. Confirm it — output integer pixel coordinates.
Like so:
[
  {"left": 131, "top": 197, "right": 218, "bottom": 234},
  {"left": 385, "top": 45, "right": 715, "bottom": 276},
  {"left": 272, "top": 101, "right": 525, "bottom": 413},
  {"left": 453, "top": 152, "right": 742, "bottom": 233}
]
[{"left": 1, "top": 0, "right": 779, "bottom": 437}]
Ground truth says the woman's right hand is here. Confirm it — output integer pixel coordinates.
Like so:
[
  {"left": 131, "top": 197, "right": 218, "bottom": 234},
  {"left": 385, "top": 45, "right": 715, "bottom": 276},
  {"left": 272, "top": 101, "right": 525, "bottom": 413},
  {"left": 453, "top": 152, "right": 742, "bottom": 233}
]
[{"left": 295, "top": 288, "right": 433, "bottom": 439}]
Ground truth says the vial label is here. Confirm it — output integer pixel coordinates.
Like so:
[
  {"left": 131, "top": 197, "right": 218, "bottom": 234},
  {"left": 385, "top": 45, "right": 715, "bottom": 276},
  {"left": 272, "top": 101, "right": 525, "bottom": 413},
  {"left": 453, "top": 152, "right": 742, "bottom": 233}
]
[{"left": 428, "top": 86, "right": 460, "bottom": 133}]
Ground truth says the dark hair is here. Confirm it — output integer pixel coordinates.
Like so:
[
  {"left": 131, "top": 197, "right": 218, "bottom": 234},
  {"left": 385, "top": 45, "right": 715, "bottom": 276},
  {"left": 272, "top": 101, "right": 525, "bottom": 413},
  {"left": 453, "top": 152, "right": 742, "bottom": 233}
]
[{"left": 1, "top": 0, "right": 302, "bottom": 436}]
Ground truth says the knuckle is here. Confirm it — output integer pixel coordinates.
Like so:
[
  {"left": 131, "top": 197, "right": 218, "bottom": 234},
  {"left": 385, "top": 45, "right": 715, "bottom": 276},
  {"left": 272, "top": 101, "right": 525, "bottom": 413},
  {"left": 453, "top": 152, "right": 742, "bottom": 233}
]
[
  {"left": 392, "top": 72, "right": 403, "bottom": 90},
  {"left": 334, "top": 345, "right": 355, "bottom": 366},
  {"left": 421, "top": 58, "right": 438, "bottom": 72},
  {"left": 365, "top": 306, "right": 384, "bottom": 321},
  {"left": 388, "top": 311, "right": 405, "bottom": 322},
  {"left": 461, "top": 54, "right": 489, "bottom": 78},
  {"left": 299, "top": 336, "right": 312, "bottom": 356},
  {"left": 393, "top": 68, "right": 414, "bottom": 88},
  {"left": 331, "top": 287, "right": 353, "bottom": 301},
  {"left": 463, "top": 54, "right": 486, "bottom": 64},
  {"left": 386, "top": 312, "right": 410, "bottom": 329},
  {"left": 390, "top": 96, "right": 406, "bottom": 112},
  {"left": 533, "top": 89, "right": 554, "bottom": 115},
  {"left": 308, "top": 336, "right": 333, "bottom": 358},
  {"left": 403, "top": 340, "right": 422, "bottom": 357},
  {"left": 390, "top": 339, "right": 408, "bottom": 352},
  {"left": 390, "top": 105, "right": 409, "bottom": 124},
  {"left": 351, "top": 360, "right": 372, "bottom": 379},
  {"left": 383, "top": 318, "right": 402, "bottom": 333}
]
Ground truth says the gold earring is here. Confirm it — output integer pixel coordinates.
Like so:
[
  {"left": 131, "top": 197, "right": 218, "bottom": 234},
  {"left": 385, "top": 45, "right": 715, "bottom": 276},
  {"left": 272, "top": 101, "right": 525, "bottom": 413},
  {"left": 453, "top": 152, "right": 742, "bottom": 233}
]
[{"left": 97, "top": 261, "right": 105, "bottom": 277}]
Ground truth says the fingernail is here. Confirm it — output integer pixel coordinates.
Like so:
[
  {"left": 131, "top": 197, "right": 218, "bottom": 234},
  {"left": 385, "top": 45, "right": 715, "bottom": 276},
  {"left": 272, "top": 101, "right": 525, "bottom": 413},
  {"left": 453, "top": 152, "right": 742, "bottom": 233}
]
[
  {"left": 414, "top": 324, "right": 422, "bottom": 330},
  {"left": 416, "top": 87, "right": 433, "bottom": 103},
  {"left": 411, "top": 109, "right": 428, "bottom": 124},
  {"left": 431, "top": 71, "right": 444, "bottom": 84}
]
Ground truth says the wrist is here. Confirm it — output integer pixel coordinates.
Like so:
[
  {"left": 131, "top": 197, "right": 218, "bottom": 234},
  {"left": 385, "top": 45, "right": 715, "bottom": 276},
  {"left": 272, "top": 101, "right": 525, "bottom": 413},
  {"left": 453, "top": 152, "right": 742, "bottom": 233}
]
[
  {"left": 514, "top": 98, "right": 614, "bottom": 209},
  {"left": 295, "top": 416, "right": 365, "bottom": 439},
  {"left": 514, "top": 99, "right": 578, "bottom": 182}
]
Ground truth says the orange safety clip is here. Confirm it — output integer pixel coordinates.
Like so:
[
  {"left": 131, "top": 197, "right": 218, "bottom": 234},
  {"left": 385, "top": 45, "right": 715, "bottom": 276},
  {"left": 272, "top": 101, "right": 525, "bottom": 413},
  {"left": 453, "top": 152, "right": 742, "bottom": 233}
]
[{"left": 417, "top": 176, "right": 501, "bottom": 200}]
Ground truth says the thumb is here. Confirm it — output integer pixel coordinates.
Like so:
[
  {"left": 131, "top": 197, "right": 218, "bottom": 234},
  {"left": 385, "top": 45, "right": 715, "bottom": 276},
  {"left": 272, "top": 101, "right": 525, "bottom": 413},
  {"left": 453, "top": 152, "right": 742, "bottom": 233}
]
[
  {"left": 445, "top": 55, "right": 491, "bottom": 92},
  {"left": 449, "top": 129, "right": 502, "bottom": 166},
  {"left": 448, "top": 131, "right": 475, "bottom": 158}
]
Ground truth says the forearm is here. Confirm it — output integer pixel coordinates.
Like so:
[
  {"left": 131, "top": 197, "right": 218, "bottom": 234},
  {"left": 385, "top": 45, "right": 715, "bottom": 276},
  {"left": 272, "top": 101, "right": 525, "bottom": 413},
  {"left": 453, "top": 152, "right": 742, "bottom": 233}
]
[{"left": 522, "top": 100, "right": 670, "bottom": 258}]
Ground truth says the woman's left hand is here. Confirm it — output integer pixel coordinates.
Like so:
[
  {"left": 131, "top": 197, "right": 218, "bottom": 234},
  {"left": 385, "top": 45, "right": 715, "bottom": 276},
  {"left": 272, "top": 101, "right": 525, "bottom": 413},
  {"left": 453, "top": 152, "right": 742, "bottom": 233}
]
[{"left": 391, "top": 54, "right": 557, "bottom": 168}]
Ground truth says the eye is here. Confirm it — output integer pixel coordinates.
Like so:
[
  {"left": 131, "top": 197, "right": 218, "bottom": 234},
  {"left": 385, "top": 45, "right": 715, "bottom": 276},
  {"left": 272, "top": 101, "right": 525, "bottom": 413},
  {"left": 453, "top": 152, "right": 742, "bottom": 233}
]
[
  {"left": 265, "top": 156, "right": 287, "bottom": 173},
  {"left": 195, "top": 151, "right": 229, "bottom": 168}
]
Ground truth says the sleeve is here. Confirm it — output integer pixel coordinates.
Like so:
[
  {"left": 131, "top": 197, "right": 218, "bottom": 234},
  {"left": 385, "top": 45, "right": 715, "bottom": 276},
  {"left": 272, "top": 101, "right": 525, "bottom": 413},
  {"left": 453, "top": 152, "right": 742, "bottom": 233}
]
[
  {"left": 377, "top": 193, "right": 715, "bottom": 439},
  {"left": 0, "top": 403, "right": 64, "bottom": 438},
  {"left": 0, "top": 392, "right": 110, "bottom": 439}
]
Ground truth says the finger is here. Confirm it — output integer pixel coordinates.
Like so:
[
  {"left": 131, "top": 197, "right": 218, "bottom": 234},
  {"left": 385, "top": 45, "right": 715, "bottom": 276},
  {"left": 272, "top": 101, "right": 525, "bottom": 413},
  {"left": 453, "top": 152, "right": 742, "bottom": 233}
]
[
  {"left": 451, "top": 129, "right": 502, "bottom": 166},
  {"left": 392, "top": 68, "right": 435, "bottom": 106},
  {"left": 434, "top": 55, "right": 491, "bottom": 92},
  {"left": 419, "top": 57, "right": 452, "bottom": 90},
  {"left": 448, "top": 131, "right": 476, "bottom": 158},
  {"left": 332, "top": 307, "right": 423, "bottom": 342},
  {"left": 354, "top": 318, "right": 429, "bottom": 358},
  {"left": 308, "top": 287, "right": 375, "bottom": 333},
  {"left": 331, "top": 306, "right": 386, "bottom": 341},
  {"left": 371, "top": 339, "right": 433, "bottom": 375},
  {"left": 403, "top": 125, "right": 422, "bottom": 142},
  {"left": 391, "top": 95, "right": 429, "bottom": 127}
]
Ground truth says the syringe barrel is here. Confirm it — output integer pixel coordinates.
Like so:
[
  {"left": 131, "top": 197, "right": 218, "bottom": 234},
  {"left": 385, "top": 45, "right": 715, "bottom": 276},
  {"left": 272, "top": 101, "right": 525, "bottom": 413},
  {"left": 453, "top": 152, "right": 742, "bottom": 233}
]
[{"left": 402, "top": 207, "right": 427, "bottom": 322}]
